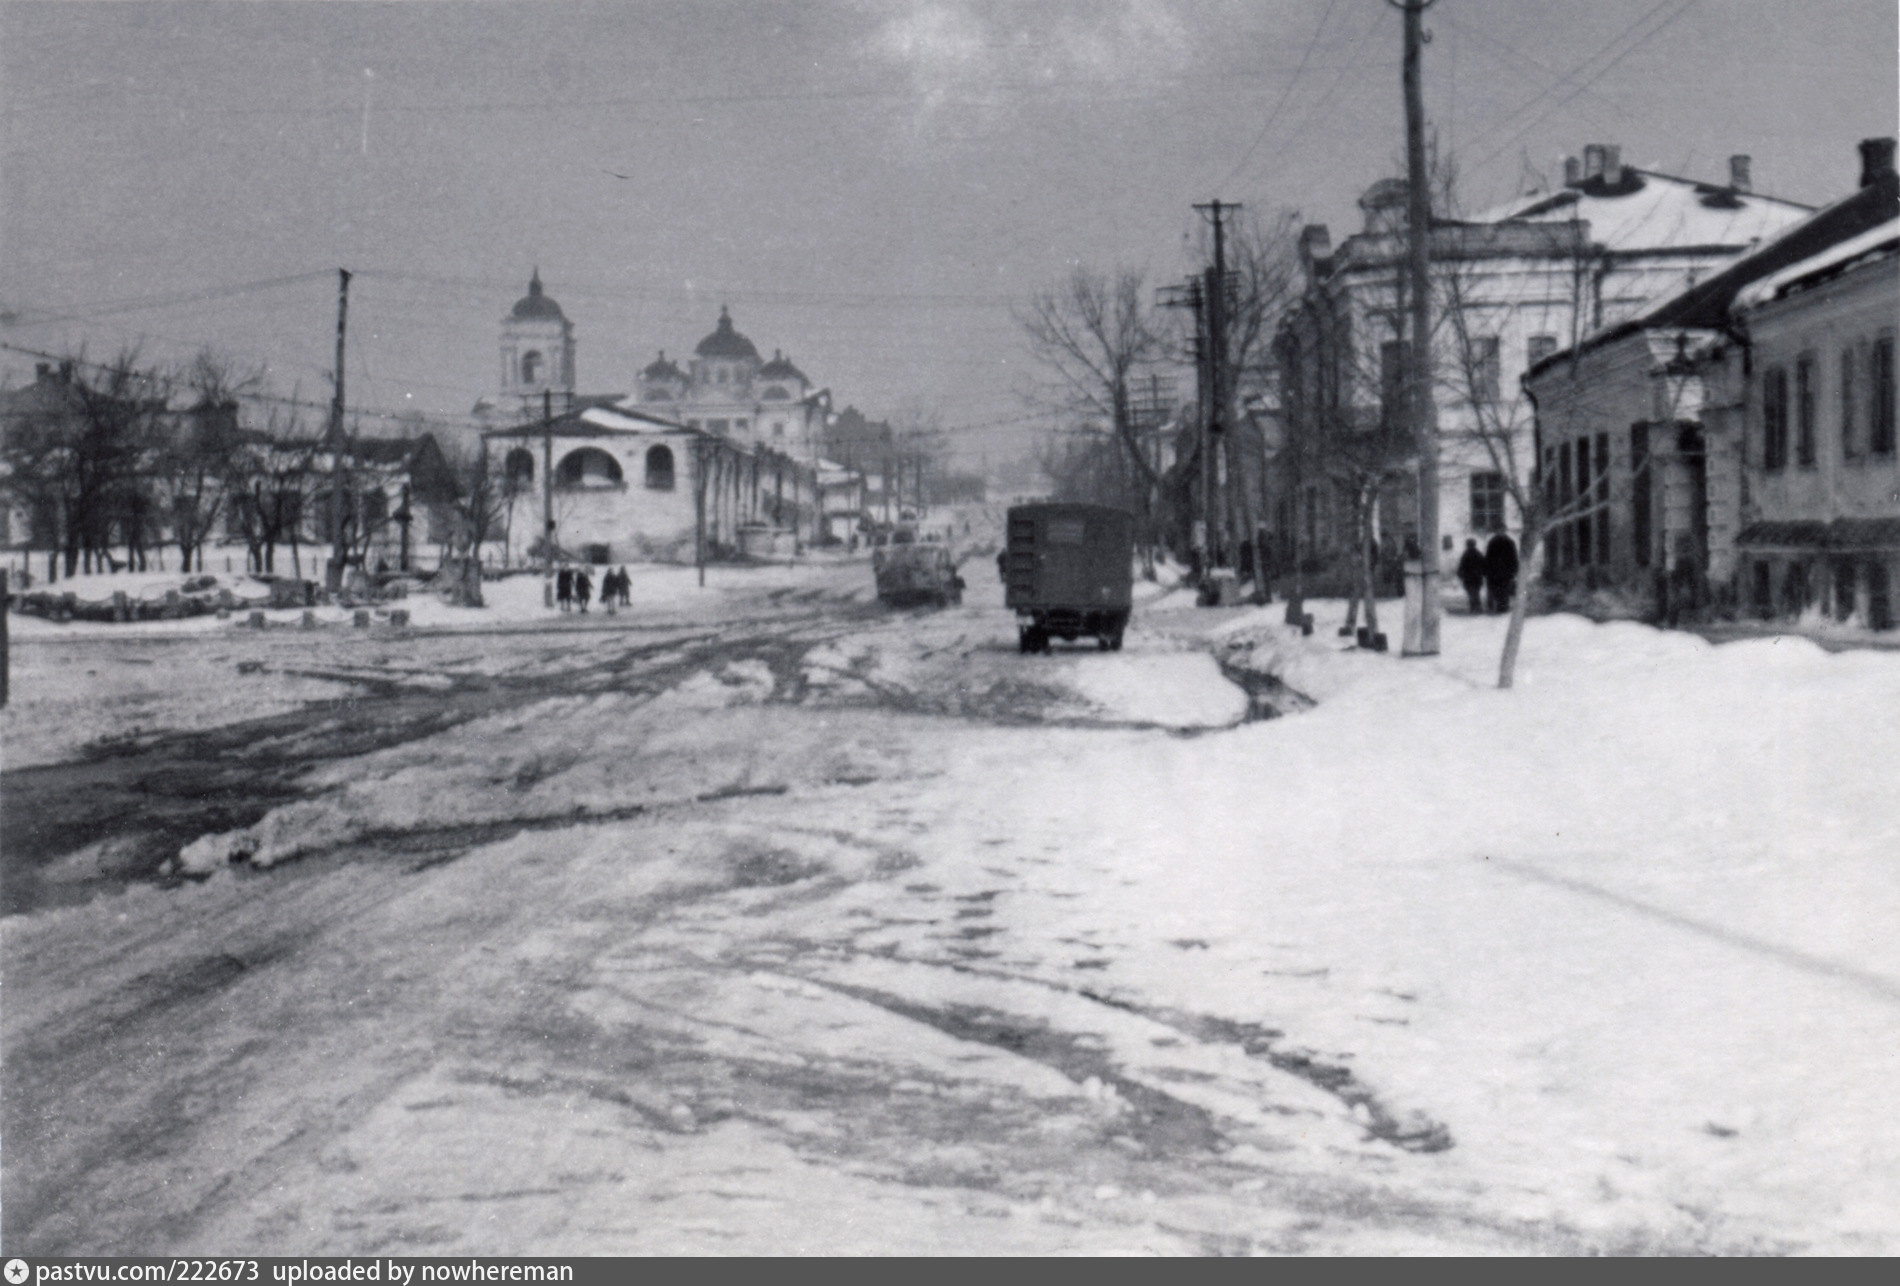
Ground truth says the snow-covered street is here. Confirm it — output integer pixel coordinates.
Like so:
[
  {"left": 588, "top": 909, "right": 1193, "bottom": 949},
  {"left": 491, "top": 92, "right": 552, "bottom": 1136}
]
[{"left": 4, "top": 555, "right": 1896, "bottom": 1255}]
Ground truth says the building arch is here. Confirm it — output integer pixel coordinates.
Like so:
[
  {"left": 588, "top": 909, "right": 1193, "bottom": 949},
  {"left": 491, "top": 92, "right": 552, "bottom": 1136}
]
[
  {"left": 504, "top": 447, "right": 535, "bottom": 489},
  {"left": 555, "top": 446, "right": 624, "bottom": 489},
  {"left": 521, "top": 350, "right": 544, "bottom": 385},
  {"left": 645, "top": 444, "right": 676, "bottom": 491}
]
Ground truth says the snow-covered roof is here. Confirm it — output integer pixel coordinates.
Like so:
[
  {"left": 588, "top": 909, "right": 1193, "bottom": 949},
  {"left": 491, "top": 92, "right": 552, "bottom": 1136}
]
[
  {"left": 1734, "top": 217, "right": 1900, "bottom": 310},
  {"left": 1475, "top": 168, "right": 1813, "bottom": 254},
  {"left": 583, "top": 405, "right": 687, "bottom": 432}
]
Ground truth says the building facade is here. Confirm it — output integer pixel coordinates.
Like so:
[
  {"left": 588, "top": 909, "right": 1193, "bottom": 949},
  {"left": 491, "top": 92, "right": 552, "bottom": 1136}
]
[
  {"left": 1274, "top": 143, "right": 1814, "bottom": 588},
  {"left": 1525, "top": 139, "right": 1899, "bottom": 626}
]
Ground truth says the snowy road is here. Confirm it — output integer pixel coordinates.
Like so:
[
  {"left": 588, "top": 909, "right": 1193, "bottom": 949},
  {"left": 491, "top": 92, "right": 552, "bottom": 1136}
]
[{"left": 4, "top": 559, "right": 1897, "bottom": 1255}]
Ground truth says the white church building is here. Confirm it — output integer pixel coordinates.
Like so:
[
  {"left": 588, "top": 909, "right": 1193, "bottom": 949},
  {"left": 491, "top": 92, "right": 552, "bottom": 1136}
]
[{"left": 475, "top": 274, "right": 863, "bottom": 565}]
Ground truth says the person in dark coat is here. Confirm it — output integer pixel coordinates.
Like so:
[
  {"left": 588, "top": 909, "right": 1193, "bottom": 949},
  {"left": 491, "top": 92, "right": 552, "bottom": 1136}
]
[
  {"left": 1484, "top": 531, "right": 1519, "bottom": 613},
  {"left": 1456, "top": 538, "right": 1487, "bottom": 613},
  {"left": 616, "top": 566, "right": 632, "bottom": 607},
  {"left": 574, "top": 568, "right": 592, "bottom": 613},
  {"left": 556, "top": 566, "right": 573, "bottom": 612}
]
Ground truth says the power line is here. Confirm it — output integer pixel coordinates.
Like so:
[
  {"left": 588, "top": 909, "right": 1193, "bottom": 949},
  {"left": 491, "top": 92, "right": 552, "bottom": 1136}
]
[
  {"left": 1218, "top": 0, "right": 1346, "bottom": 191},
  {"left": 1466, "top": 0, "right": 1701, "bottom": 170},
  {"left": 2, "top": 272, "right": 335, "bottom": 328}
]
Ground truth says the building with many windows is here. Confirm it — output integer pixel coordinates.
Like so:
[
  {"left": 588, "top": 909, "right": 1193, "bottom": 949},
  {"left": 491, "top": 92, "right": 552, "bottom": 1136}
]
[
  {"left": 1524, "top": 139, "right": 1898, "bottom": 626},
  {"left": 1273, "top": 143, "right": 1814, "bottom": 589}
]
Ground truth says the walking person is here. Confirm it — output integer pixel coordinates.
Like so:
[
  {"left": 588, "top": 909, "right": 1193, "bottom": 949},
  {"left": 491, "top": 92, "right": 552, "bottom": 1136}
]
[
  {"left": 616, "top": 565, "right": 631, "bottom": 607},
  {"left": 556, "top": 566, "right": 573, "bottom": 612},
  {"left": 1484, "top": 530, "right": 1519, "bottom": 614},
  {"left": 1457, "top": 538, "right": 1487, "bottom": 614},
  {"left": 574, "top": 568, "right": 592, "bottom": 614}
]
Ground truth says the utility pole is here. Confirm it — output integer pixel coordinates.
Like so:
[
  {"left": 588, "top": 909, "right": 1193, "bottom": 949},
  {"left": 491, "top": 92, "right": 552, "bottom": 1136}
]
[
  {"left": 1194, "top": 199, "right": 1239, "bottom": 578},
  {"left": 1393, "top": 0, "right": 1441, "bottom": 655},
  {"left": 541, "top": 387, "right": 554, "bottom": 576},
  {"left": 326, "top": 268, "right": 351, "bottom": 592}
]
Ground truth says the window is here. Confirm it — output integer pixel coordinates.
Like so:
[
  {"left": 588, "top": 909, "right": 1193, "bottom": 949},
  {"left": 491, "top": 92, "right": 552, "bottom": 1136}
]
[
  {"left": 734, "top": 419, "right": 747, "bottom": 433},
  {"left": 1840, "top": 347, "right": 1860, "bottom": 460},
  {"left": 644, "top": 444, "right": 675, "bottom": 491},
  {"left": 1873, "top": 335, "right": 1896, "bottom": 456},
  {"left": 504, "top": 447, "right": 535, "bottom": 492},
  {"left": 1631, "top": 423, "right": 1651, "bottom": 567},
  {"left": 1527, "top": 334, "right": 1559, "bottom": 367},
  {"left": 1469, "top": 336, "right": 1501, "bottom": 404},
  {"left": 1469, "top": 471, "right": 1506, "bottom": 533},
  {"left": 1762, "top": 366, "right": 1788, "bottom": 470},
  {"left": 1795, "top": 353, "right": 1817, "bottom": 467},
  {"left": 1833, "top": 561, "right": 1857, "bottom": 622},
  {"left": 555, "top": 447, "right": 624, "bottom": 489},
  {"left": 521, "top": 351, "right": 543, "bottom": 385},
  {"left": 1595, "top": 432, "right": 1611, "bottom": 564},
  {"left": 708, "top": 419, "right": 729, "bottom": 434},
  {"left": 716, "top": 367, "right": 728, "bottom": 385}
]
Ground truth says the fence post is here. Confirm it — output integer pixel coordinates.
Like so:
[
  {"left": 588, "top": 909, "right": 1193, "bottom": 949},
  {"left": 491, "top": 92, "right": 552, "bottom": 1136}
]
[{"left": 2, "top": 569, "right": 10, "bottom": 708}]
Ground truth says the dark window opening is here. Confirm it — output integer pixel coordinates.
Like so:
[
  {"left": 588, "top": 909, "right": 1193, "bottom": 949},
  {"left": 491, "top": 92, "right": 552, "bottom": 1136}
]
[
  {"left": 1631, "top": 423, "right": 1651, "bottom": 567},
  {"left": 1795, "top": 354, "right": 1817, "bottom": 467},
  {"left": 555, "top": 447, "right": 624, "bottom": 489},
  {"left": 1752, "top": 561, "right": 1773, "bottom": 619},
  {"left": 1833, "top": 561, "right": 1857, "bottom": 623},
  {"left": 521, "top": 351, "right": 543, "bottom": 385},
  {"left": 1841, "top": 347, "right": 1860, "bottom": 460},
  {"left": 1763, "top": 366, "right": 1788, "bottom": 470},
  {"left": 1873, "top": 336, "right": 1896, "bottom": 456},
  {"left": 644, "top": 444, "right": 676, "bottom": 491}
]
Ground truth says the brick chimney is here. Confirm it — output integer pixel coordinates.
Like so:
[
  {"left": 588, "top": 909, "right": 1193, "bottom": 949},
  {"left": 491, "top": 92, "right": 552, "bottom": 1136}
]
[
  {"left": 1859, "top": 137, "right": 1897, "bottom": 188},
  {"left": 1563, "top": 155, "right": 1582, "bottom": 187},
  {"left": 1583, "top": 143, "right": 1606, "bottom": 181},
  {"left": 1728, "top": 154, "right": 1752, "bottom": 192},
  {"left": 1602, "top": 144, "right": 1623, "bottom": 186}
]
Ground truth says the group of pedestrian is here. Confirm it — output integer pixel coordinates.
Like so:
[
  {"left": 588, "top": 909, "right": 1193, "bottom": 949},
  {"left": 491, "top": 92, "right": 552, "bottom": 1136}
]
[
  {"left": 555, "top": 564, "right": 634, "bottom": 614},
  {"left": 600, "top": 566, "right": 632, "bottom": 609},
  {"left": 1456, "top": 531, "right": 1520, "bottom": 614}
]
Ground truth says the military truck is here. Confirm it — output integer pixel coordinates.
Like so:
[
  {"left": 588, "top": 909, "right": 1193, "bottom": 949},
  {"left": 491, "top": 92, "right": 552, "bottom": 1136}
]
[{"left": 1001, "top": 503, "right": 1133, "bottom": 652}]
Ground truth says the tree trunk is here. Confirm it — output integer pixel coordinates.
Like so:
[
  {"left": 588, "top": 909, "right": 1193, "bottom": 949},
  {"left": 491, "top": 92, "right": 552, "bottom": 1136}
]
[{"left": 1498, "top": 527, "right": 1540, "bottom": 689}]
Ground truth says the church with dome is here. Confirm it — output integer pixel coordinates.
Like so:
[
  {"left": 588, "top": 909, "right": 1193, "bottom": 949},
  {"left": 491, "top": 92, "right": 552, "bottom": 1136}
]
[{"left": 474, "top": 272, "right": 862, "bottom": 566}]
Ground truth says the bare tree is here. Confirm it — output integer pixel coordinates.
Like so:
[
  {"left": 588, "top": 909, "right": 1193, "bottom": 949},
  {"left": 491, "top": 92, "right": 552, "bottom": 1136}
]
[
  {"left": 1218, "top": 209, "right": 1305, "bottom": 593},
  {"left": 1439, "top": 258, "right": 1602, "bottom": 688},
  {"left": 1019, "top": 269, "right": 1167, "bottom": 564},
  {"left": 165, "top": 351, "right": 258, "bottom": 573}
]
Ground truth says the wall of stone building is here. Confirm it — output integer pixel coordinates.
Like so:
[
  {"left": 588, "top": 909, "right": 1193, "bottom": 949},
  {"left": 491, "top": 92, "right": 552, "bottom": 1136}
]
[
  {"left": 1744, "top": 259, "right": 1900, "bottom": 525},
  {"left": 489, "top": 434, "right": 702, "bottom": 565}
]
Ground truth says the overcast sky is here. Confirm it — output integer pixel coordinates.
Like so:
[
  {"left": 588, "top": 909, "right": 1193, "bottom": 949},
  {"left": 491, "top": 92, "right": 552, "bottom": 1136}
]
[{"left": 3, "top": 0, "right": 1894, "bottom": 466}]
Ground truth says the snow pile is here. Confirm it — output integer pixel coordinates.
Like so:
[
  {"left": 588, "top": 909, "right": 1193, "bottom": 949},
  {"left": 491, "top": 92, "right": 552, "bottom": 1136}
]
[{"left": 1067, "top": 651, "right": 1248, "bottom": 728}]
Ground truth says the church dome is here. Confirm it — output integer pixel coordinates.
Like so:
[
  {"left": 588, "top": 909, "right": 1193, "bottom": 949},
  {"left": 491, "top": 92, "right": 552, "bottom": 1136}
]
[
  {"left": 643, "top": 350, "right": 684, "bottom": 381},
  {"left": 758, "top": 349, "right": 807, "bottom": 384},
  {"left": 694, "top": 307, "right": 760, "bottom": 360},
  {"left": 510, "top": 269, "right": 566, "bottom": 321}
]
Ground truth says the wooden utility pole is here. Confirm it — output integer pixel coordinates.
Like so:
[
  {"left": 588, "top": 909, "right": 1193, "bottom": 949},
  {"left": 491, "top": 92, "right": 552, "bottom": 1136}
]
[
  {"left": 1394, "top": 0, "right": 1441, "bottom": 654},
  {"left": 1194, "top": 199, "right": 1238, "bottom": 573},
  {"left": 541, "top": 387, "right": 554, "bottom": 574},
  {"left": 326, "top": 268, "right": 351, "bottom": 591}
]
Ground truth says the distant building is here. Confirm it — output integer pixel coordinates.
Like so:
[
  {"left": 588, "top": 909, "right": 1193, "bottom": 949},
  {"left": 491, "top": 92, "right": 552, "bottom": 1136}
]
[
  {"left": 1525, "top": 138, "right": 1899, "bottom": 626},
  {"left": 1274, "top": 142, "right": 1815, "bottom": 586},
  {"left": 471, "top": 284, "right": 864, "bottom": 559},
  {"left": 636, "top": 307, "right": 831, "bottom": 465}
]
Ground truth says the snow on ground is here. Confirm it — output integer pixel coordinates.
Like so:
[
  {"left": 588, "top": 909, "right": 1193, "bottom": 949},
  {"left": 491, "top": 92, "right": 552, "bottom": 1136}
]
[{"left": 9, "top": 559, "right": 1898, "bottom": 1251}]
